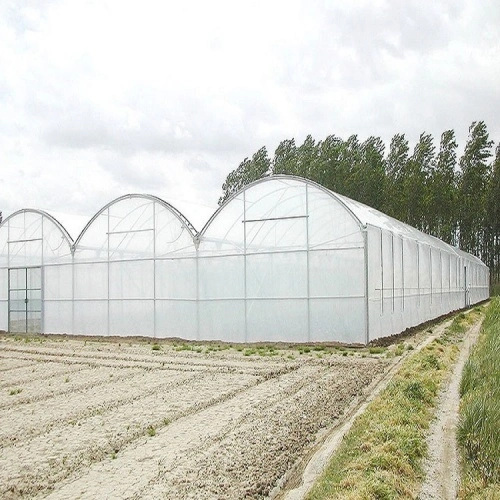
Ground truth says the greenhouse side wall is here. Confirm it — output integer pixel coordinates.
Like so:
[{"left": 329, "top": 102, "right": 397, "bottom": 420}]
[{"left": 366, "top": 223, "right": 490, "bottom": 342}]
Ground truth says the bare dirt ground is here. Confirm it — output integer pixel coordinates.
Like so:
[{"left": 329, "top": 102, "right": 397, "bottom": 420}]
[
  {"left": 0, "top": 336, "right": 390, "bottom": 499},
  {"left": 418, "top": 320, "right": 482, "bottom": 500}
]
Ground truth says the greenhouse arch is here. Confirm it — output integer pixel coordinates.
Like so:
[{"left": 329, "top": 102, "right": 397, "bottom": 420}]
[{"left": 0, "top": 176, "right": 490, "bottom": 343}]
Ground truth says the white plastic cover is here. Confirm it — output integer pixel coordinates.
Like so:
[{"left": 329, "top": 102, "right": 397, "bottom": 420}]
[{"left": 0, "top": 177, "right": 490, "bottom": 342}]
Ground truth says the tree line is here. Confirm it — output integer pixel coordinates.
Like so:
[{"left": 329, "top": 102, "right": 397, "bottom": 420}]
[{"left": 219, "top": 121, "right": 500, "bottom": 285}]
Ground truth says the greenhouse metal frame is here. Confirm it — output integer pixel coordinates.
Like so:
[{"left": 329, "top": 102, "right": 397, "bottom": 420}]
[{"left": 0, "top": 176, "right": 490, "bottom": 344}]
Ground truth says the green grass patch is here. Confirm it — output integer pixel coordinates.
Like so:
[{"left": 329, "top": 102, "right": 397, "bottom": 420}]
[
  {"left": 368, "top": 346, "right": 386, "bottom": 355},
  {"left": 458, "top": 298, "right": 500, "bottom": 497},
  {"left": 307, "top": 310, "right": 478, "bottom": 500},
  {"left": 490, "top": 282, "right": 500, "bottom": 296}
]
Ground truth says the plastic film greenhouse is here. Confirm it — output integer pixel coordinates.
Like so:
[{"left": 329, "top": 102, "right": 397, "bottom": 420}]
[{"left": 0, "top": 176, "right": 490, "bottom": 344}]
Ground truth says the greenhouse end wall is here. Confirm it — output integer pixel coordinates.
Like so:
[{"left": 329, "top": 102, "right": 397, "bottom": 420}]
[{"left": 0, "top": 177, "right": 490, "bottom": 344}]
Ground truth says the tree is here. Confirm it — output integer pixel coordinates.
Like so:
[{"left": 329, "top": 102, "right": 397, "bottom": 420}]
[
  {"left": 311, "top": 135, "right": 347, "bottom": 192},
  {"left": 429, "top": 130, "right": 458, "bottom": 244},
  {"left": 341, "top": 135, "right": 362, "bottom": 200},
  {"left": 458, "top": 121, "right": 493, "bottom": 256},
  {"left": 272, "top": 139, "right": 298, "bottom": 175},
  {"left": 385, "top": 133, "right": 410, "bottom": 220},
  {"left": 218, "top": 146, "right": 271, "bottom": 205},
  {"left": 485, "top": 144, "right": 500, "bottom": 282},
  {"left": 350, "top": 136, "right": 386, "bottom": 210},
  {"left": 395, "top": 133, "right": 435, "bottom": 231},
  {"left": 296, "top": 135, "right": 319, "bottom": 179}
]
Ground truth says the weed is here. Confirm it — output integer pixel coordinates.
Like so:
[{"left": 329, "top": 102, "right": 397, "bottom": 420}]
[
  {"left": 64, "top": 376, "right": 70, "bottom": 383},
  {"left": 403, "top": 381, "right": 426, "bottom": 402},
  {"left": 147, "top": 426, "right": 156, "bottom": 437},
  {"left": 163, "top": 418, "right": 171, "bottom": 426},
  {"left": 152, "top": 344, "right": 161, "bottom": 351},
  {"left": 9, "top": 388, "right": 22, "bottom": 395},
  {"left": 394, "top": 343, "right": 405, "bottom": 356},
  {"left": 421, "top": 353, "right": 440, "bottom": 370},
  {"left": 369, "top": 346, "right": 385, "bottom": 354}
]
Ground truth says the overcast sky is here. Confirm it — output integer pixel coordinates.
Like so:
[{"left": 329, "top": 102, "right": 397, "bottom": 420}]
[{"left": 1, "top": 0, "right": 499, "bottom": 235}]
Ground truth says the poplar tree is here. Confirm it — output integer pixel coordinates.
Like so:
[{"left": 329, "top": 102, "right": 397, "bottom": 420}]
[
  {"left": 486, "top": 144, "right": 500, "bottom": 282},
  {"left": 429, "top": 130, "right": 458, "bottom": 244},
  {"left": 218, "top": 146, "right": 271, "bottom": 205},
  {"left": 458, "top": 121, "right": 493, "bottom": 256},
  {"left": 402, "top": 133, "right": 435, "bottom": 231},
  {"left": 385, "top": 133, "right": 410, "bottom": 221},
  {"left": 272, "top": 139, "right": 298, "bottom": 175},
  {"left": 351, "top": 136, "right": 386, "bottom": 210},
  {"left": 310, "top": 135, "right": 346, "bottom": 192}
]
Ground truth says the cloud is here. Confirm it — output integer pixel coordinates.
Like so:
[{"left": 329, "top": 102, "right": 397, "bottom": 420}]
[{"left": 0, "top": 0, "right": 499, "bottom": 228}]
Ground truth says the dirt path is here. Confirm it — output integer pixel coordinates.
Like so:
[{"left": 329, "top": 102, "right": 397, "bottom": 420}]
[
  {"left": 275, "top": 319, "right": 454, "bottom": 500},
  {"left": 418, "top": 319, "right": 482, "bottom": 500}
]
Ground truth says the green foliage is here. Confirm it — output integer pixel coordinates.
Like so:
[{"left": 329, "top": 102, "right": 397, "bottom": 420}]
[
  {"left": 218, "top": 146, "right": 271, "bottom": 205},
  {"left": 458, "top": 298, "right": 500, "bottom": 488},
  {"left": 458, "top": 121, "right": 493, "bottom": 255}
]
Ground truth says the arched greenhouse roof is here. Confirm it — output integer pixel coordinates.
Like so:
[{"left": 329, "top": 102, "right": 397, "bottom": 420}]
[
  {"left": 199, "top": 175, "right": 364, "bottom": 237},
  {"left": 74, "top": 193, "right": 197, "bottom": 247},
  {"left": 202, "top": 175, "right": 478, "bottom": 262},
  {"left": 0, "top": 208, "right": 74, "bottom": 246}
]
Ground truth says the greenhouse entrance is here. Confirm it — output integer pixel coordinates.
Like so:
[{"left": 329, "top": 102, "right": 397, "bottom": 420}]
[{"left": 8, "top": 267, "right": 42, "bottom": 333}]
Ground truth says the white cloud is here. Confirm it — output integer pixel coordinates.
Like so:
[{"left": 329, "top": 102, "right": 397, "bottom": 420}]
[{"left": 0, "top": 0, "right": 499, "bottom": 230}]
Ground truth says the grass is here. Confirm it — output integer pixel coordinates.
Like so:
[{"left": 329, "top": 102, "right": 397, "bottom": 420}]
[
  {"left": 368, "top": 346, "right": 386, "bottom": 355},
  {"left": 457, "top": 297, "right": 500, "bottom": 498},
  {"left": 307, "top": 309, "right": 480, "bottom": 500}
]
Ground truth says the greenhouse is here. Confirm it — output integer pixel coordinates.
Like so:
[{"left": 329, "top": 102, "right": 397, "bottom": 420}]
[{"left": 0, "top": 176, "right": 490, "bottom": 344}]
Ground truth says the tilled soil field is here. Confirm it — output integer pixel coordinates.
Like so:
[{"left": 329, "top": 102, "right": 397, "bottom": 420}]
[{"left": 0, "top": 336, "right": 389, "bottom": 499}]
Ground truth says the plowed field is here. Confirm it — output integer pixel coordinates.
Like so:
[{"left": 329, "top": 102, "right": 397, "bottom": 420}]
[{"left": 0, "top": 336, "right": 389, "bottom": 499}]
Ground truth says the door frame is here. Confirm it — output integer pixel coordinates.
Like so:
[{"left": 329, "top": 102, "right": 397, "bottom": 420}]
[{"left": 8, "top": 266, "right": 43, "bottom": 333}]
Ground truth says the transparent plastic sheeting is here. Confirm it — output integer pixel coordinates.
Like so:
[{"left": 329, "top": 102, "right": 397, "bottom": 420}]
[{"left": 0, "top": 178, "right": 490, "bottom": 343}]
